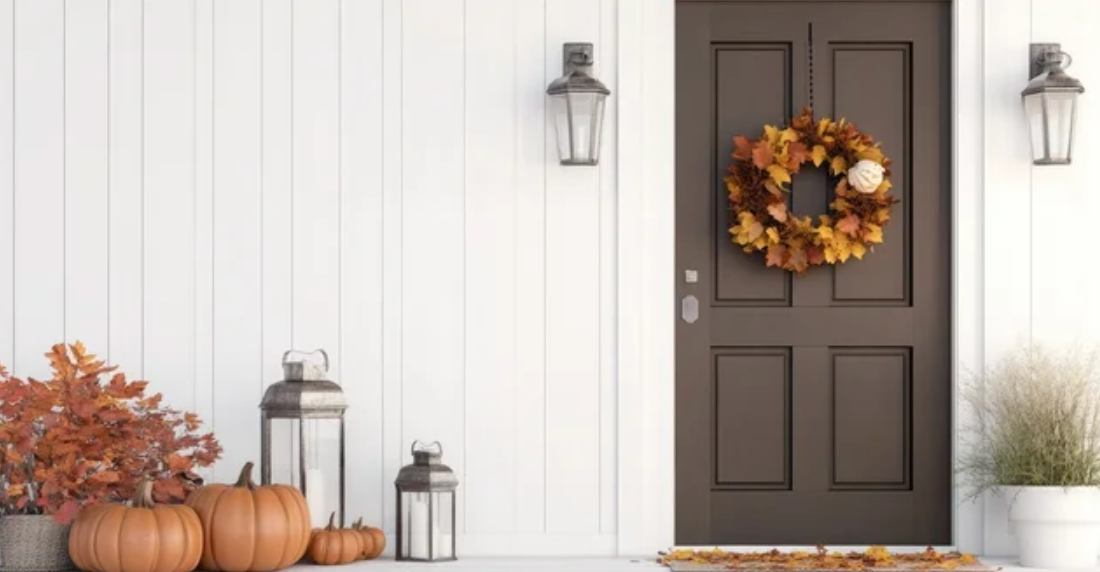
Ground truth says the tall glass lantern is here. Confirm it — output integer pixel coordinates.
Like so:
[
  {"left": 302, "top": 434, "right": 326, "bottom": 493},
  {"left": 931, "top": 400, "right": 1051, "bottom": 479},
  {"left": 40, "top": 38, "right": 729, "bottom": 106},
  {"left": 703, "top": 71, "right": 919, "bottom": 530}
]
[
  {"left": 260, "top": 349, "right": 347, "bottom": 527},
  {"left": 546, "top": 42, "right": 611, "bottom": 166},
  {"left": 395, "top": 441, "right": 458, "bottom": 562},
  {"left": 1023, "top": 44, "right": 1085, "bottom": 165}
]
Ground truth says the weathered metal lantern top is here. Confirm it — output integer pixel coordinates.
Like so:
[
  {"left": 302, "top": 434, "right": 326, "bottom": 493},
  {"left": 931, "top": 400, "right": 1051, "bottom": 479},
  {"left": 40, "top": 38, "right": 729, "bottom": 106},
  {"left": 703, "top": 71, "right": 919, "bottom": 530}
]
[
  {"left": 260, "top": 349, "right": 348, "bottom": 419},
  {"left": 1022, "top": 43, "right": 1084, "bottom": 166},
  {"left": 546, "top": 44, "right": 611, "bottom": 98},
  {"left": 1022, "top": 47, "right": 1084, "bottom": 98},
  {"left": 395, "top": 441, "right": 459, "bottom": 493}
]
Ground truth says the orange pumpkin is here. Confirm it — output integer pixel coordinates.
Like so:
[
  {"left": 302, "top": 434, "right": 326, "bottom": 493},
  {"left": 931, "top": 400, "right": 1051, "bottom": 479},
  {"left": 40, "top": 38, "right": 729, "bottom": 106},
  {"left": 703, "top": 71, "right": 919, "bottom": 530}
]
[
  {"left": 68, "top": 479, "right": 203, "bottom": 572},
  {"left": 185, "top": 462, "right": 311, "bottom": 572},
  {"left": 347, "top": 518, "right": 374, "bottom": 561},
  {"left": 307, "top": 513, "right": 362, "bottom": 565},
  {"left": 357, "top": 521, "right": 385, "bottom": 559}
]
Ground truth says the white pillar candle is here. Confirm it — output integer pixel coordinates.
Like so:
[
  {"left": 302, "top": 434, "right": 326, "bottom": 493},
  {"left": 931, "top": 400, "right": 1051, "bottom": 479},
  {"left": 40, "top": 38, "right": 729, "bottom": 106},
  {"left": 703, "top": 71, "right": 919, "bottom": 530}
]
[
  {"left": 410, "top": 493, "right": 429, "bottom": 559},
  {"left": 306, "top": 468, "right": 326, "bottom": 528}
]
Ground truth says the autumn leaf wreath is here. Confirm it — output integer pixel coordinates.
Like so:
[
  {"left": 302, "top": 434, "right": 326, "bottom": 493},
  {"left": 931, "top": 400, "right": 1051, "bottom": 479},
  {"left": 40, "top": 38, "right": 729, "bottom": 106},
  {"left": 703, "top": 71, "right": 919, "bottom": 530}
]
[{"left": 725, "top": 107, "right": 897, "bottom": 273}]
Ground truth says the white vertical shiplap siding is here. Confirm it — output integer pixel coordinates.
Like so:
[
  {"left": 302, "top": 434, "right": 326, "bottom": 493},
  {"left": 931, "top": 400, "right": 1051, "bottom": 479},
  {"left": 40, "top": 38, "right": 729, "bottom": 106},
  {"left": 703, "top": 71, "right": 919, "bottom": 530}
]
[{"left": 1, "top": 0, "right": 624, "bottom": 556}]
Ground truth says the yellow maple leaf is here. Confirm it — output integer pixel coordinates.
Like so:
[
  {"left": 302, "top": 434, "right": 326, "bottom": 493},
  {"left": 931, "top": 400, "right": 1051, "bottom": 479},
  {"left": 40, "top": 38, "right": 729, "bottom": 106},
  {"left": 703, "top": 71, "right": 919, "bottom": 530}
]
[
  {"left": 780, "top": 128, "right": 800, "bottom": 145},
  {"left": 831, "top": 198, "right": 851, "bottom": 211},
  {"left": 824, "top": 246, "right": 838, "bottom": 263},
  {"left": 811, "top": 145, "right": 828, "bottom": 167},
  {"left": 763, "top": 124, "right": 780, "bottom": 146},
  {"left": 857, "top": 147, "right": 885, "bottom": 163},
  {"left": 817, "top": 118, "right": 832, "bottom": 137},
  {"left": 766, "top": 164, "right": 792, "bottom": 188},
  {"left": 877, "top": 179, "right": 892, "bottom": 194},
  {"left": 864, "top": 224, "right": 884, "bottom": 244},
  {"left": 817, "top": 226, "right": 834, "bottom": 241},
  {"left": 766, "top": 227, "right": 781, "bottom": 244},
  {"left": 851, "top": 242, "right": 867, "bottom": 260},
  {"left": 830, "top": 156, "right": 847, "bottom": 176}
]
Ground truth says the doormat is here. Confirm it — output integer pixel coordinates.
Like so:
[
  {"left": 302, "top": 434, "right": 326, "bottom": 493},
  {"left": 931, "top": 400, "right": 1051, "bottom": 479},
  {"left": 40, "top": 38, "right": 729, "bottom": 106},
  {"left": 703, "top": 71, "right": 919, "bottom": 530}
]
[{"left": 660, "top": 546, "right": 993, "bottom": 572}]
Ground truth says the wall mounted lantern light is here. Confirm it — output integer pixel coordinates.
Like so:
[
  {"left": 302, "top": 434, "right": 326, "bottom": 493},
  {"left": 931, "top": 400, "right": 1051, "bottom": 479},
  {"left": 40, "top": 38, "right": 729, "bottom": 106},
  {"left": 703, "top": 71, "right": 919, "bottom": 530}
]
[
  {"left": 546, "top": 42, "right": 611, "bottom": 166},
  {"left": 1023, "top": 43, "right": 1085, "bottom": 165}
]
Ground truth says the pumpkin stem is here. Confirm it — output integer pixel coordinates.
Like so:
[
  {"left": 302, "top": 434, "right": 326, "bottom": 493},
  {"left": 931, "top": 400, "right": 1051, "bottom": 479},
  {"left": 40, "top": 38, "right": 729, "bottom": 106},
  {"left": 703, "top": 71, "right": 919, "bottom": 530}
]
[
  {"left": 235, "top": 462, "right": 258, "bottom": 490},
  {"left": 326, "top": 512, "right": 337, "bottom": 531},
  {"left": 352, "top": 517, "right": 363, "bottom": 530},
  {"left": 132, "top": 479, "right": 156, "bottom": 509}
]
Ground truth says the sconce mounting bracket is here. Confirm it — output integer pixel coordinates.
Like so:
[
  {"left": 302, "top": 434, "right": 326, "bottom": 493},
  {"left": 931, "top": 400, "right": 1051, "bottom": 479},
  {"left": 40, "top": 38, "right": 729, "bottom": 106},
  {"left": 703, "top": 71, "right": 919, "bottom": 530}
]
[
  {"left": 1030, "top": 42, "right": 1061, "bottom": 79},
  {"left": 563, "top": 42, "right": 594, "bottom": 74}
]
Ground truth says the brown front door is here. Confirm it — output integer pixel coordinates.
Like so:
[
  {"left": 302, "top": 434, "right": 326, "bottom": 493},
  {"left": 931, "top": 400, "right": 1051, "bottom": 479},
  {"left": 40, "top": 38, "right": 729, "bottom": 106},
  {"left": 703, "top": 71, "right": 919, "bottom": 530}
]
[{"left": 675, "top": 0, "right": 952, "bottom": 545}]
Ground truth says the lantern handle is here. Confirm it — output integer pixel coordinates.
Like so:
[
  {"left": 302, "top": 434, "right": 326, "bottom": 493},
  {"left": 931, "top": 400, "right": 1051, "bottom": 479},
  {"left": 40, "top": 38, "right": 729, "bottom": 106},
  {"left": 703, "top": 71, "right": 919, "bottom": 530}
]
[
  {"left": 281, "top": 349, "right": 330, "bottom": 372},
  {"left": 411, "top": 440, "right": 443, "bottom": 457}
]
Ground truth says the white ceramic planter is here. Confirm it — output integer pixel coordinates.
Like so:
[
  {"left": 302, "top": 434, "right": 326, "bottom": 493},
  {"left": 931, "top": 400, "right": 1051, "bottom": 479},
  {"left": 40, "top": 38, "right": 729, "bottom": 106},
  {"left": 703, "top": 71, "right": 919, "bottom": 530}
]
[{"left": 1004, "top": 485, "right": 1100, "bottom": 569}]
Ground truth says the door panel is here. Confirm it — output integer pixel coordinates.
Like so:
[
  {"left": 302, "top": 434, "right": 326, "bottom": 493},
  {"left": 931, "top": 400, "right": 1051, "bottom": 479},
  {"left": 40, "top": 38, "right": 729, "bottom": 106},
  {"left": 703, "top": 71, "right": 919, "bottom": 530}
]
[{"left": 675, "top": 0, "right": 951, "bottom": 545}]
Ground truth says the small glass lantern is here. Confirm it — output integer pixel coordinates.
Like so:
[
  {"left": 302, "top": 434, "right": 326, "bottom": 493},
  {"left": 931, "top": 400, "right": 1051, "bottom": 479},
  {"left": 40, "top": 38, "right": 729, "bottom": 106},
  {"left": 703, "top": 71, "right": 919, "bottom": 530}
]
[
  {"left": 1023, "top": 45, "right": 1085, "bottom": 165},
  {"left": 260, "top": 349, "right": 347, "bottom": 527},
  {"left": 395, "top": 441, "right": 458, "bottom": 562},
  {"left": 546, "top": 42, "right": 611, "bottom": 166}
]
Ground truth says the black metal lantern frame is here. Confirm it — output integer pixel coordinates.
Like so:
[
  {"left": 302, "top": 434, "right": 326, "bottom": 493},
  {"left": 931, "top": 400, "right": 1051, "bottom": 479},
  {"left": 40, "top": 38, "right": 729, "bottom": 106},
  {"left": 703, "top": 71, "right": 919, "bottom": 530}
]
[
  {"left": 1023, "top": 43, "right": 1085, "bottom": 165},
  {"left": 395, "top": 441, "right": 458, "bottom": 562},
  {"left": 260, "top": 349, "right": 348, "bottom": 527}
]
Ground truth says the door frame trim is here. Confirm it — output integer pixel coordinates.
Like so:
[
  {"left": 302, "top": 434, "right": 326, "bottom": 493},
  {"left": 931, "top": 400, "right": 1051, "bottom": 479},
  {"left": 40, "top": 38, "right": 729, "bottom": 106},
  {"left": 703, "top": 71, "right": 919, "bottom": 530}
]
[{"left": 615, "top": 0, "right": 985, "bottom": 556}]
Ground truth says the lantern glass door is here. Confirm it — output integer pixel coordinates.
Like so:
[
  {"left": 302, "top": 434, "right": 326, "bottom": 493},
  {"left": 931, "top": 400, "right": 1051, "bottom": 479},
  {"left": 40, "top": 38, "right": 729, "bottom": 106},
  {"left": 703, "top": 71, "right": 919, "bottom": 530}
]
[
  {"left": 264, "top": 416, "right": 345, "bottom": 528},
  {"left": 1025, "top": 91, "right": 1078, "bottom": 164},
  {"left": 399, "top": 490, "right": 455, "bottom": 561},
  {"left": 551, "top": 92, "right": 607, "bottom": 165}
]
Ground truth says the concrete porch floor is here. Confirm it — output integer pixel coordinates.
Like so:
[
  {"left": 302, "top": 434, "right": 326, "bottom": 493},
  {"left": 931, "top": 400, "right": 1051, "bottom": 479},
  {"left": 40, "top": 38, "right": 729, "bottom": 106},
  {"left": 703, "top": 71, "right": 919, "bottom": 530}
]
[{"left": 282, "top": 557, "right": 1065, "bottom": 572}]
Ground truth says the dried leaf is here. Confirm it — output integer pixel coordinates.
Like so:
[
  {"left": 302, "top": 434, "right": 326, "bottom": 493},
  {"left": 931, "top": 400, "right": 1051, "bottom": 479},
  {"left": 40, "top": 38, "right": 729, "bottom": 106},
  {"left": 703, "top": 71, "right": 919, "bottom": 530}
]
[
  {"left": 767, "top": 202, "right": 789, "bottom": 223},
  {"left": 811, "top": 145, "right": 829, "bottom": 167}
]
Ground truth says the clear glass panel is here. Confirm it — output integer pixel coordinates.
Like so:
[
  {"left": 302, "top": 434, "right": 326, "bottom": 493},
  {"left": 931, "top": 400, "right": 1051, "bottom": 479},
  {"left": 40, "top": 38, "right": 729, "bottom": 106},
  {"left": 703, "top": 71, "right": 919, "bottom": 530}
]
[
  {"left": 551, "top": 95, "right": 572, "bottom": 161},
  {"left": 431, "top": 491, "right": 454, "bottom": 559},
  {"left": 567, "top": 92, "right": 599, "bottom": 163},
  {"left": 589, "top": 95, "right": 607, "bottom": 163},
  {"left": 400, "top": 492, "right": 412, "bottom": 558},
  {"left": 1044, "top": 92, "right": 1077, "bottom": 162},
  {"left": 407, "top": 491, "right": 430, "bottom": 560},
  {"left": 1024, "top": 93, "right": 1045, "bottom": 162}
]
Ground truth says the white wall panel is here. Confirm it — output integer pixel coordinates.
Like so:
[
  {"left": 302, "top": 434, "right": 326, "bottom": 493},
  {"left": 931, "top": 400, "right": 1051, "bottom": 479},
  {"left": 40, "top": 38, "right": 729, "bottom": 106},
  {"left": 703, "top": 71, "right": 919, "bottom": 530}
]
[
  {"left": 64, "top": 0, "right": 109, "bottom": 353},
  {"left": 597, "top": 0, "right": 618, "bottom": 536},
  {"left": 380, "top": 0, "right": 404, "bottom": 537},
  {"left": 464, "top": 0, "right": 518, "bottom": 536},
  {"left": 292, "top": 0, "right": 343, "bottom": 528},
  {"left": 106, "top": 0, "right": 144, "bottom": 378},
  {"left": 0, "top": 0, "right": 13, "bottom": 370},
  {"left": 543, "top": 0, "right": 601, "bottom": 535},
  {"left": 213, "top": 0, "right": 264, "bottom": 481},
  {"left": 513, "top": 0, "right": 548, "bottom": 535},
  {"left": 6, "top": 0, "right": 630, "bottom": 555},
  {"left": 339, "top": 0, "right": 385, "bottom": 528},
  {"left": 193, "top": 0, "right": 216, "bottom": 482},
  {"left": 13, "top": 0, "right": 64, "bottom": 378},
  {"left": 260, "top": 0, "right": 294, "bottom": 487},
  {"left": 143, "top": 0, "right": 195, "bottom": 412},
  {"left": 401, "top": 0, "right": 467, "bottom": 534}
]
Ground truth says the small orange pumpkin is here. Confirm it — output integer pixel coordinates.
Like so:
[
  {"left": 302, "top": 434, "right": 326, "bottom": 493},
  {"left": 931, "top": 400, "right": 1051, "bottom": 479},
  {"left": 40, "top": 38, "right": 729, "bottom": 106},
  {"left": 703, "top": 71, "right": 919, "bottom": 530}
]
[
  {"left": 361, "top": 522, "right": 385, "bottom": 559},
  {"left": 308, "top": 512, "right": 362, "bottom": 565},
  {"left": 347, "top": 518, "right": 375, "bottom": 560},
  {"left": 68, "top": 479, "right": 203, "bottom": 572},
  {"left": 185, "top": 462, "right": 311, "bottom": 572}
]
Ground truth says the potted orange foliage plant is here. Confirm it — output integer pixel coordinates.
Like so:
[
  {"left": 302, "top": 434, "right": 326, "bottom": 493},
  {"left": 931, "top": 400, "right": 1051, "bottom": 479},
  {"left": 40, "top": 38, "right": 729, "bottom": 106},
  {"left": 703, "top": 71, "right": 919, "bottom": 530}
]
[{"left": 0, "top": 342, "right": 222, "bottom": 572}]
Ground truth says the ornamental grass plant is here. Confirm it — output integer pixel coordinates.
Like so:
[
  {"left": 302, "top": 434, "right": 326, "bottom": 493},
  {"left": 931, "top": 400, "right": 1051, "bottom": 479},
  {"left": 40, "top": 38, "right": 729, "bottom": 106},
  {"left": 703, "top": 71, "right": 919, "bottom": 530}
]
[{"left": 958, "top": 343, "right": 1100, "bottom": 500}]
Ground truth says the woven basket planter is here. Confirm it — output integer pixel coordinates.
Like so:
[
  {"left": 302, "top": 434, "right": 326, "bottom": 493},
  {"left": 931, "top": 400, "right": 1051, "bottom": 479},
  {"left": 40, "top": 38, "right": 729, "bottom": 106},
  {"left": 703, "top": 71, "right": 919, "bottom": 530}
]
[{"left": 0, "top": 515, "right": 74, "bottom": 572}]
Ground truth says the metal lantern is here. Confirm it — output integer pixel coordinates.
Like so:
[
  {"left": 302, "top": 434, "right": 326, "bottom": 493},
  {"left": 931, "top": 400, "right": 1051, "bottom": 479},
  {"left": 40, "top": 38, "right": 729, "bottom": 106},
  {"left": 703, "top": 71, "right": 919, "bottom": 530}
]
[
  {"left": 546, "top": 42, "right": 611, "bottom": 166},
  {"left": 395, "top": 441, "right": 458, "bottom": 562},
  {"left": 260, "top": 349, "right": 347, "bottom": 527},
  {"left": 1023, "top": 44, "right": 1085, "bottom": 165}
]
